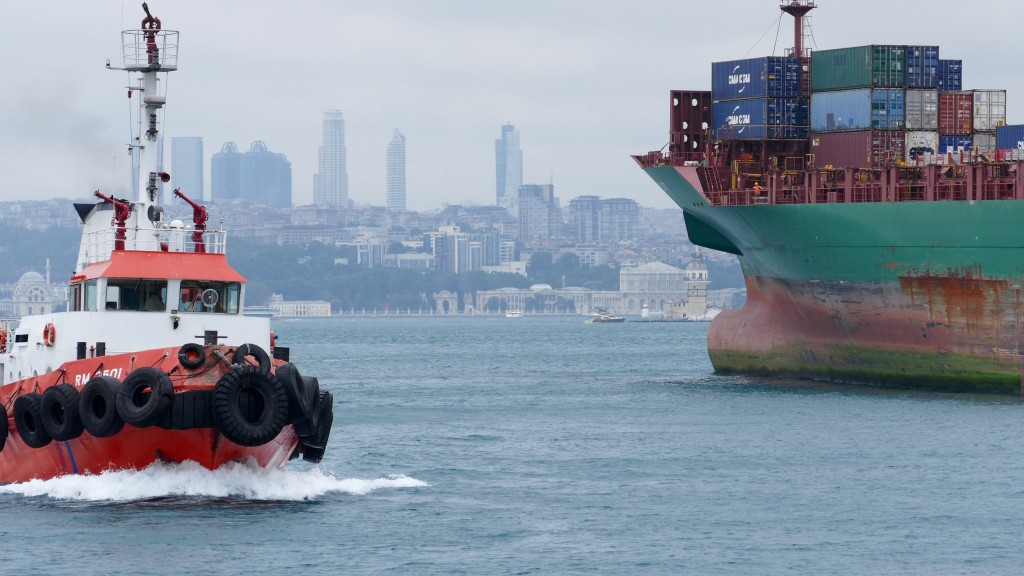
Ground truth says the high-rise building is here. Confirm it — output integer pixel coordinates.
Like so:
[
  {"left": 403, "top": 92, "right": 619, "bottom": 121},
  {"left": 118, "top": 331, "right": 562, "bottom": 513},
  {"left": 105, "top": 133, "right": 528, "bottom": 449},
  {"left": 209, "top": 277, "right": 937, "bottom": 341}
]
[
  {"left": 568, "top": 195, "right": 602, "bottom": 243},
  {"left": 211, "top": 141, "right": 291, "bottom": 207},
  {"left": 386, "top": 129, "right": 406, "bottom": 211},
  {"left": 170, "top": 137, "right": 203, "bottom": 202},
  {"left": 518, "top": 184, "right": 559, "bottom": 244},
  {"left": 239, "top": 141, "right": 292, "bottom": 208},
  {"left": 495, "top": 124, "right": 522, "bottom": 211},
  {"left": 210, "top": 142, "right": 241, "bottom": 202},
  {"left": 314, "top": 110, "right": 349, "bottom": 208},
  {"left": 600, "top": 198, "right": 640, "bottom": 243}
]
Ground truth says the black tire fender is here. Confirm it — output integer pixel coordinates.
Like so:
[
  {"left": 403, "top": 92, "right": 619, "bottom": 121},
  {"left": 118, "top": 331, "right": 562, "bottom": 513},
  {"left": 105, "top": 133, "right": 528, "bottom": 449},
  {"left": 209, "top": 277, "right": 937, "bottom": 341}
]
[
  {"left": 0, "top": 404, "right": 8, "bottom": 454},
  {"left": 275, "top": 363, "right": 318, "bottom": 438},
  {"left": 232, "top": 343, "right": 271, "bottom": 372},
  {"left": 301, "top": 390, "right": 334, "bottom": 463},
  {"left": 79, "top": 375, "right": 125, "bottom": 438},
  {"left": 213, "top": 364, "right": 288, "bottom": 447},
  {"left": 13, "top": 392, "right": 52, "bottom": 449},
  {"left": 117, "top": 367, "right": 173, "bottom": 428},
  {"left": 177, "top": 343, "right": 206, "bottom": 370},
  {"left": 40, "top": 384, "right": 84, "bottom": 441}
]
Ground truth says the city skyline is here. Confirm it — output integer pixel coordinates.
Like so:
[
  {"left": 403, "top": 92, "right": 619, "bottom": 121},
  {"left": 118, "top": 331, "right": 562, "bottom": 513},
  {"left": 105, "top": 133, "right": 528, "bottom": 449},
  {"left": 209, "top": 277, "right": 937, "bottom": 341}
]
[{"left": 1, "top": 2, "right": 1022, "bottom": 211}]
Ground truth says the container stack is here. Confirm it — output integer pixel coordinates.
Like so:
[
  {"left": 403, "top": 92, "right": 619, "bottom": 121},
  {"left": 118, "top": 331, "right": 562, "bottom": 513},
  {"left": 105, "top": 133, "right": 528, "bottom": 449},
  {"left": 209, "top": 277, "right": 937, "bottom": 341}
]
[
  {"left": 807, "top": 45, "right": 913, "bottom": 168},
  {"left": 709, "top": 57, "right": 807, "bottom": 141}
]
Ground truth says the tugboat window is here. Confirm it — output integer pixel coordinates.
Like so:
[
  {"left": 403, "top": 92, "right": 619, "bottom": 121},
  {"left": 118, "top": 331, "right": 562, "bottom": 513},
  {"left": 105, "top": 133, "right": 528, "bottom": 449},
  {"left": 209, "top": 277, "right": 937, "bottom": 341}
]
[
  {"left": 105, "top": 279, "right": 168, "bottom": 312},
  {"left": 179, "top": 281, "right": 240, "bottom": 314},
  {"left": 84, "top": 280, "right": 98, "bottom": 312}
]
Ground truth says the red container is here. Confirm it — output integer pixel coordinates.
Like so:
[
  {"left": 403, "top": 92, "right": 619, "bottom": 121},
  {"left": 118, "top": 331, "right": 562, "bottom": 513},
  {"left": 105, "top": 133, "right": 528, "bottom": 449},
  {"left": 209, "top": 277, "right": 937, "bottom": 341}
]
[
  {"left": 810, "top": 130, "right": 906, "bottom": 169},
  {"left": 939, "top": 91, "right": 973, "bottom": 135}
]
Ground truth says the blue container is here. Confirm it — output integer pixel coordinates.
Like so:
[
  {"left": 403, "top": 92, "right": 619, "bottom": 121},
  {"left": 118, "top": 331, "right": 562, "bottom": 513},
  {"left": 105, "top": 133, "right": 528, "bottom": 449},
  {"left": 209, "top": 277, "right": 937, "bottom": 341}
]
[
  {"left": 937, "top": 59, "right": 962, "bottom": 92},
  {"left": 939, "top": 134, "right": 972, "bottom": 154},
  {"left": 712, "top": 97, "right": 809, "bottom": 140},
  {"left": 811, "top": 88, "right": 904, "bottom": 132},
  {"left": 905, "top": 46, "right": 939, "bottom": 88},
  {"left": 996, "top": 124, "right": 1024, "bottom": 151},
  {"left": 711, "top": 57, "right": 801, "bottom": 101}
]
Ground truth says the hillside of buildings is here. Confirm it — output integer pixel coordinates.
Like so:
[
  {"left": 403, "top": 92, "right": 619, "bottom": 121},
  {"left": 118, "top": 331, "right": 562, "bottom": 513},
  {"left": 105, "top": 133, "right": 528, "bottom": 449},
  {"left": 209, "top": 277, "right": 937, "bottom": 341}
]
[{"left": 0, "top": 199, "right": 745, "bottom": 315}]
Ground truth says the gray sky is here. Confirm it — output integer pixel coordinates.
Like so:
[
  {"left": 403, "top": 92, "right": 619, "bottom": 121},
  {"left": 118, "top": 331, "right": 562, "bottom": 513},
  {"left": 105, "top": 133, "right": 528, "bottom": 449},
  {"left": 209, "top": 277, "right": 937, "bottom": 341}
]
[{"left": 1, "top": 1, "right": 1021, "bottom": 211}]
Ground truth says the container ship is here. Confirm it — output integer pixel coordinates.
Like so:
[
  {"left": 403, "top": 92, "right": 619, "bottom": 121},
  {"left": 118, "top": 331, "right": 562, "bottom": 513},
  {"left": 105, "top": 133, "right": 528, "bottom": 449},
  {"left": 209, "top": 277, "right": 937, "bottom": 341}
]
[{"left": 634, "top": 1, "right": 1024, "bottom": 393}]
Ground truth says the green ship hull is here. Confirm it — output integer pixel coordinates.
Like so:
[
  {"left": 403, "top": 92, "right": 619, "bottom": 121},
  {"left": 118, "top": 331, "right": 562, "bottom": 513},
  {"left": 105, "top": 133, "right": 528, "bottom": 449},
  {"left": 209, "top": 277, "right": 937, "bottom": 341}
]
[{"left": 645, "top": 164, "right": 1024, "bottom": 394}]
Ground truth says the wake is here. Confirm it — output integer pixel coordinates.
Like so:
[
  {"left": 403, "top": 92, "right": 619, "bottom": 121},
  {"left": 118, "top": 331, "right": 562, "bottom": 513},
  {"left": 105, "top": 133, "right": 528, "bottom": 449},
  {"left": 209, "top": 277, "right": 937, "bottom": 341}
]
[{"left": 0, "top": 460, "right": 428, "bottom": 502}]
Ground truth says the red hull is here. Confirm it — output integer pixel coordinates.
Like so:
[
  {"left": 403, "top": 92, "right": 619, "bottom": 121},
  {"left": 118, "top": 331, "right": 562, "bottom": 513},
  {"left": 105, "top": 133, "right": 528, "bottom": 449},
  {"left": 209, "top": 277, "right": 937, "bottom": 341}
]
[{"left": 0, "top": 345, "right": 308, "bottom": 483}]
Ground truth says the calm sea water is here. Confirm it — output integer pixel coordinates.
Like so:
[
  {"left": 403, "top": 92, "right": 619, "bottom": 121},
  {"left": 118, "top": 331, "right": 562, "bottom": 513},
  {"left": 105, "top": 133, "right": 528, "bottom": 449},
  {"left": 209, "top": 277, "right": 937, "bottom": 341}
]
[{"left": 3, "top": 316, "right": 1024, "bottom": 575}]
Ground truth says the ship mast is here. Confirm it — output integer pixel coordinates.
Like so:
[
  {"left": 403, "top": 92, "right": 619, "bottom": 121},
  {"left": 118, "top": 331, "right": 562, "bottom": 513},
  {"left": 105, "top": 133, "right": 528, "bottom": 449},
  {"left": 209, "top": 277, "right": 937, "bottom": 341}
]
[
  {"left": 780, "top": 0, "right": 815, "bottom": 58},
  {"left": 107, "top": 3, "right": 179, "bottom": 212}
]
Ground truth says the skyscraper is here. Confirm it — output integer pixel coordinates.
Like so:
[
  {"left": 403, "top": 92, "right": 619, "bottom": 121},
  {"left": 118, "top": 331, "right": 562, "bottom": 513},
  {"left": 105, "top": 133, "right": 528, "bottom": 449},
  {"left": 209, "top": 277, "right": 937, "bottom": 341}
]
[
  {"left": 568, "top": 195, "right": 602, "bottom": 244},
  {"left": 170, "top": 136, "right": 203, "bottom": 202},
  {"left": 495, "top": 124, "right": 522, "bottom": 211},
  {"left": 210, "top": 142, "right": 241, "bottom": 202},
  {"left": 239, "top": 141, "right": 292, "bottom": 208},
  {"left": 386, "top": 129, "right": 406, "bottom": 211},
  {"left": 314, "top": 110, "right": 349, "bottom": 208},
  {"left": 518, "top": 184, "right": 559, "bottom": 244}
]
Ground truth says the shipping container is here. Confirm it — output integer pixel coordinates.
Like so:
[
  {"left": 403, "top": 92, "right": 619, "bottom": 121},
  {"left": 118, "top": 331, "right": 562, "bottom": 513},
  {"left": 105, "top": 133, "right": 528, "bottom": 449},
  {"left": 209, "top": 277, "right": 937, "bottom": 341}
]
[
  {"left": 905, "top": 46, "right": 939, "bottom": 88},
  {"left": 711, "top": 97, "right": 809, "bottom": 140},
  {"left": 937, "top": 59, "right": 962, "bottom": 92},
  {"left": 973, "top": 89, "right": 1007, "bottom": 131},
  {"left": 711, "top": 57, "right": 801, "bottom": 100},
  {"left": 973, "top": 132, "right": 996, "bottom": 153},
  {"left": 810, "top": 45, "right": 905, "bottom": 91},
  {"left": 810, "top": 130, "right": 905, "bottom": 169},
  {"left": 938, "top": 91, "right": 973, "bottom": 134},
  {"left": 939, "top": 134, "right": 972, "bottom": 154},
  {"left": 905, "top": 89, "right": 938, "bottom": 130},
  {"left": 996, "top": 124, "right": 1024, "bottom": 151},
  {"left": 810, "top": 88, "right": 904, "bottom": 132},
  {"left": 905, "top": 131, "right": 939, "bottom": 163}
]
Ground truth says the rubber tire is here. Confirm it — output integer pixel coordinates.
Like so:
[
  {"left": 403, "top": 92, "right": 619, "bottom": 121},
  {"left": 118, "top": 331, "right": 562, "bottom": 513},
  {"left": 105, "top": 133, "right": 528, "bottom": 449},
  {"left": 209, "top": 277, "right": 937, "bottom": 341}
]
[
  {"left": 301, "top": 390, "right": 333, "bottom": 463},
  {"left": 79, "top": 376, "right": 125, "bottom": 438},
  {"left": 40, "top": 384, "right": 85, "bottom": 441},
  {"left": 13, "top": 392, "right": 52, "bottom": 449},
  {"left": 213, "top": 364, "right": 288, "bottom": 447},
  {"left": 275, "top": 363, "right": 318, "bottom": 438},
  {"left": 117, "top": 367, "right": 173, "bottom": 428},
  {"left": 232, "top": 343, "right": 271, "bottom": 372},
  {"left": 177, "top": 343, "right": 206, "bottom": 370},
  {"left": 0, "top": 404, "right": 7, "bottom": 454}
]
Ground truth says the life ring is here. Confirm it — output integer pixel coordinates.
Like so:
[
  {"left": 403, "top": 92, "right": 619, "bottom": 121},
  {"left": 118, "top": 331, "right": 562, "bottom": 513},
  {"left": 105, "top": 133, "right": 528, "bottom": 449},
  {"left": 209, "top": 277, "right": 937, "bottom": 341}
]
[
  {"left": 274, "top": 363, "right": 319, "bottom": 438},
  {"left": 116, "top": 367, "right": 173, "bottom": 427},
  {"left": 40, "top": 384, "right": 85, "bottom": 441},
  {"left": 177, "top": 343, "right": 206, "bottom": 370},
  {"left": 0, "top": 404, "right": 8, "bottom": 454},
  {"left": 0, "top": 327, "right": 7, "bottom": 353},
  {"left": 13, "top": 392, "right": 52, "bottom": 449},
  {"left": 42, "top": 323, "right": 56, "bottom": 347},
  {"left": 301, "top": 390, "right": 334, "bottom": 463},
  {"left": 79, "top": 376, "right": 125, "bottom": 438},
  {"left": 232, "top": 343, "right": 271, "bottom": 372},
  {"left": 212, "top": 364, "right": 288, "bottom": 447}
]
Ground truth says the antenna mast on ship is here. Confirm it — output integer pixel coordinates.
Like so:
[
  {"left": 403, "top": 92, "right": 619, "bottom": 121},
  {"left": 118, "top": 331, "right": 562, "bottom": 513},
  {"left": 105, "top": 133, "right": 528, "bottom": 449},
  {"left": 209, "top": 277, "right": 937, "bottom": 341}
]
[
  {"left": 106, "top": 3, "right": 178, "bottom": 209},
  {"left": 780, "top": 0, "right": 816, "bottom": 58}
]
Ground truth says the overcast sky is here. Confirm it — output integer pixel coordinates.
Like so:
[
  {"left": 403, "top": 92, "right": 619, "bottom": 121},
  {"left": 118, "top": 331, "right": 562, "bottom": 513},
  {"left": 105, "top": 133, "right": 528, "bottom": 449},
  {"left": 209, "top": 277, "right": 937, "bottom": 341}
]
[{"left": 1, "top": 1, "right": 1021, "bottom": 211}]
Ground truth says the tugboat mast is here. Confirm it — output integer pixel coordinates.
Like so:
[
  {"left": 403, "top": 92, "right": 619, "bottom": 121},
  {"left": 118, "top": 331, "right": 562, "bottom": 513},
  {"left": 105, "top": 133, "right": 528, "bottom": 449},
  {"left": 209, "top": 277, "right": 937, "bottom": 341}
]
[{"left": 107, "top": 2, "right": 179, "bottom": 210}]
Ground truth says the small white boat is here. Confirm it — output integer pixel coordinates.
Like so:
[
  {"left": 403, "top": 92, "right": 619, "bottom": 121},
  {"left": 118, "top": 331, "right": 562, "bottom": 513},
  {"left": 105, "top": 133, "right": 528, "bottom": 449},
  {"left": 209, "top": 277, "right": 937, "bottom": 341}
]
[
  {"left": 505, "top": 310, "right": 524, "bottom": 318},
  {"left": 585, "top": 310, "right": 625, "bottom": 323}
]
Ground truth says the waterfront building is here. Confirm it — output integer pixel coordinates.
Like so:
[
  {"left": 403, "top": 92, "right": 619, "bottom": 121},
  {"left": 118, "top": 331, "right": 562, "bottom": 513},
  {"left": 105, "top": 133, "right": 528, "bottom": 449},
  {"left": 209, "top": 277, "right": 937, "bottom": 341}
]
[
  {"left": 267, "top": 293, "right": 331, "bottom": 318},
  {"left": 495, "top": 124, "right": 522, "bottom": 211},
  {"left": 170, "top": 137, "right": 203, "bottom": 202},
  {"left": 386, "top": 129, "right": 406, "bottom": 211},
  {"left": 0, "top": 268, "right": 67, "bottom": 319},
  {"left": 314, "top": 110, "right": 349, "bottom": 208}
]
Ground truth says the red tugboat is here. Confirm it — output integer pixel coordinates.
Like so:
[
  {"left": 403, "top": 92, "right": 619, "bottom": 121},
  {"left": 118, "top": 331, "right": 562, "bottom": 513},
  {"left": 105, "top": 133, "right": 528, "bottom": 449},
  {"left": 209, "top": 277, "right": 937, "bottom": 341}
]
[{"left": 0, "top": 4, "right": 333, "bottom": 483}]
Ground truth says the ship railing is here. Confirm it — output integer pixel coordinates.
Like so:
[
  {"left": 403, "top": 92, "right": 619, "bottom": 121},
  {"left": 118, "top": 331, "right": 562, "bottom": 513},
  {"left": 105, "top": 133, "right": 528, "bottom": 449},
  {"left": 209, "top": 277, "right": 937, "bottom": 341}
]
[
  {"left": 121, "top": 29, "right": 179, "bottom": 72},
  {"left": 79, "top": 226, "right": 228, "bottom": 265}
]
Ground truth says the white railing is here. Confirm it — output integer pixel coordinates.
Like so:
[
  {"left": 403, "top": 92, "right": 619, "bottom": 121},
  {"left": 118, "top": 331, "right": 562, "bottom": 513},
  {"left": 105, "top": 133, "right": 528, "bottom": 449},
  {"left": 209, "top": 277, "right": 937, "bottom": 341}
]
[
  {"left": 80, "top": 226, "right": 228, "bottom": 266},
  {"left": 121, "top": 29, "right": 179, "bottom": 71}
]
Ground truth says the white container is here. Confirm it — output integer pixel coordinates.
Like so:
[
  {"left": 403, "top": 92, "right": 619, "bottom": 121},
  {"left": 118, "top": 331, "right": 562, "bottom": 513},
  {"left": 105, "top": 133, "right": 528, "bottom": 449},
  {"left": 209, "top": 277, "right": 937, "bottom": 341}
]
[
  {"left": 973, "top": 89, "right": 1007, "bottom": 131},
  {"left": 905, "top": 89, "right": 938, "bottom": 130},
  {"left": 906, "top": 131, "right": 939, "bottom": 164}
]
